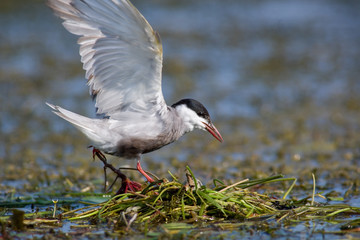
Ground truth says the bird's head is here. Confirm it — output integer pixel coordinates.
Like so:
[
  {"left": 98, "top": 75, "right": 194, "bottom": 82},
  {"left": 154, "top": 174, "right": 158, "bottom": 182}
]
[{"left": 172, "top": 99, "right": 223, "bottom": 142}]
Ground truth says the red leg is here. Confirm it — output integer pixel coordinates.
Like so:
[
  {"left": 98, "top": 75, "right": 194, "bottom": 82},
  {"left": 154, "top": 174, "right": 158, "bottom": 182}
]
[
  {"left": 137, "top": 160, "right": 154, "bottom": 183},
  {"left": 90, "top": 146, "right": 143, "bottom": 194}
]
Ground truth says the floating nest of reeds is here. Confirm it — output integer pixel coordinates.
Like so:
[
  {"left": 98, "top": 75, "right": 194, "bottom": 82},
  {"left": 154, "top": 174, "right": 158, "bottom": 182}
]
[{"left": 60, "top": 166, "right": 360, "bottom": 230}]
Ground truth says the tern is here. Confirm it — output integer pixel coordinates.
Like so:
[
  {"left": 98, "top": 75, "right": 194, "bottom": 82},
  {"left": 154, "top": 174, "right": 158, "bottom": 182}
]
[{"left": 47, "top": 0, "right": 223, "bottom": 193}]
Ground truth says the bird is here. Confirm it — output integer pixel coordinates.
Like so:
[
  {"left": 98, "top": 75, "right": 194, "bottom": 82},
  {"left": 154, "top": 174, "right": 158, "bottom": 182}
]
[{"left": 47, "top": 0, "right": 223, "bottom": 193}]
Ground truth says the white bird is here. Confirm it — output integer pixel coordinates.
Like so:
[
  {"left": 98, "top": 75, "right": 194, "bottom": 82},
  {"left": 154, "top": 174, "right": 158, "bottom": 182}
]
[{"left": 47, "top": 0, "right": 223, "bottom": 193}]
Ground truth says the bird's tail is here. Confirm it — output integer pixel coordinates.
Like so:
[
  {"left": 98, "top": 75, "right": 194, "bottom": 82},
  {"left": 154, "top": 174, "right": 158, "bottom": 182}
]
[{"left": 46, "top": 103, "right": 108, "bottom": 146}]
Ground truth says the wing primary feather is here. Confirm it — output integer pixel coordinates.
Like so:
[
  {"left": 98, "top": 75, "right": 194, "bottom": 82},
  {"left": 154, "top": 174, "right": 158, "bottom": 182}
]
[{"left": 48, "top": 0, "right": 167, "bottom": 118}]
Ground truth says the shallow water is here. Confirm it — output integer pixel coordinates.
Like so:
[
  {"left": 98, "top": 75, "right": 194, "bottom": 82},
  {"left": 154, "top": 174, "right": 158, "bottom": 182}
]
[{"left": 1, "top": 0, "right": 360, "bottom": 238}]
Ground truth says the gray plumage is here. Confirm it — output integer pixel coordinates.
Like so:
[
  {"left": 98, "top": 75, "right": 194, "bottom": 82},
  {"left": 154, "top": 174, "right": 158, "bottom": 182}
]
[{"left": 46, "top": 0, "right": 222, "bottom": 171}]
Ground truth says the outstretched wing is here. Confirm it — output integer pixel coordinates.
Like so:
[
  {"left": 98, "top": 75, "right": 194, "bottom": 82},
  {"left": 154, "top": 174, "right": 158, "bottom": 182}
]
[{"left": 47, "top": 0, "right": 167, "bottom": 117}]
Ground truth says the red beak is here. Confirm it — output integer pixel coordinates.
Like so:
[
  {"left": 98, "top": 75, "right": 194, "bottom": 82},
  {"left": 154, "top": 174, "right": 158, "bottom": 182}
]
[{"left": 202, "top": 122, "right": 223, "bottom": 142}]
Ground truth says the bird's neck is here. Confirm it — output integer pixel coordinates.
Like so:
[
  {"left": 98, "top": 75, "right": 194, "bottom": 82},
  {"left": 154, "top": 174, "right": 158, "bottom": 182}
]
[{"left": 171, "top": 105, "right": 198, "bottom": 134}]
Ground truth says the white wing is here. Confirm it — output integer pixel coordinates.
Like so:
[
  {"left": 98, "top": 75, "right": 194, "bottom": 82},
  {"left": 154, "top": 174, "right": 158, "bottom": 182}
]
[{"left": 47, "top": 0, "right": 167, "bottom": 117}]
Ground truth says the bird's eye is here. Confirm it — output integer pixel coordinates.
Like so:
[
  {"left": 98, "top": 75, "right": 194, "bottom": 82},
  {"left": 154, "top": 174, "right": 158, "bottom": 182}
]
[{"left": 198, "top": 112, "right": 209, "bottom": 121}]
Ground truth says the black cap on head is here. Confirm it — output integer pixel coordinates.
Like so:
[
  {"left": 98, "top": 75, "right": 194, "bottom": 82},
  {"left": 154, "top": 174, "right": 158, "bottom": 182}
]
[{"left": 172, "top": 98, "right": 210, "bottom": 121}]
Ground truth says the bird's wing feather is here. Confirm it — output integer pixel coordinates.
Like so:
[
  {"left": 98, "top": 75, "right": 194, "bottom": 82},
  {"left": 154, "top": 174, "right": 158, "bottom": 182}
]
[{"left": 47, "top": 0, "right": 167, "bottom": 117}]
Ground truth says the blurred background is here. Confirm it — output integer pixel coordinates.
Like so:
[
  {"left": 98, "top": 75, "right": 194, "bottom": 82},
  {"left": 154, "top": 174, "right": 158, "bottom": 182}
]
[{"left": 1, "top": 0, "right": 359, "bottom": 200}]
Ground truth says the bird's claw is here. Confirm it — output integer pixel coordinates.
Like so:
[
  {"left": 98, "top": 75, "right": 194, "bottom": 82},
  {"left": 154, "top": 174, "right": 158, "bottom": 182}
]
[
  {"left": 90, "top": 146, "right": 106, "bottom": 161},
  {"left": 117, "top": 178, "right": 143, "bottom": 194}
]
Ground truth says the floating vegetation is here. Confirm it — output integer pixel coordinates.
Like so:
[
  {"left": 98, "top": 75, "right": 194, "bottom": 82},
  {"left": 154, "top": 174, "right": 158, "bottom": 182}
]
[
  {"left": 0, "top": 166, "right": 359, "bottom": 239},
  {"left": 2, "top": 166, "right": 358, "bottom": 239},
  {"left": 61, "top": 167, "right": 359, "bottom": 226}
]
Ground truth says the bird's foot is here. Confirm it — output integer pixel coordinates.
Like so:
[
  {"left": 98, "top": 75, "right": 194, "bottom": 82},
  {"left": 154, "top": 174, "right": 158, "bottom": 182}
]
[
  {"left": 90, "top": 146, "right": 106, "bottom": 161},
  {"left": 116, "top": 178, "right": 143, "bottom": 195},
  {"left": 89, "top": 146, "right": 143, "bottom": 194}
]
